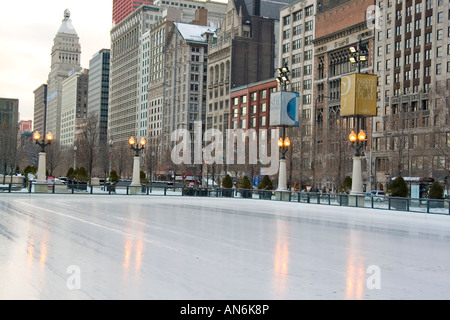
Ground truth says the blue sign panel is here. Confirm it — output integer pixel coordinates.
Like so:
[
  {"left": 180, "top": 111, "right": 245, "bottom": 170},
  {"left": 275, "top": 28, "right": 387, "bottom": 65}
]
[{"left": 269, "top": 91, "right": 299, "bottom": 127}]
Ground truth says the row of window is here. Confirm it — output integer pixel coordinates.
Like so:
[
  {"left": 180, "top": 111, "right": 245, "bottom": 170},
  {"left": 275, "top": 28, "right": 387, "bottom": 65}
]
[
  {"left": 231, "top": 116, "right": 267, "bottom": 130},
  {"left": 282, "top": 5, "right": 314, "bottom": 25},
  {"left": 376, "top": 155, "right": 450, "bottom": 172}
]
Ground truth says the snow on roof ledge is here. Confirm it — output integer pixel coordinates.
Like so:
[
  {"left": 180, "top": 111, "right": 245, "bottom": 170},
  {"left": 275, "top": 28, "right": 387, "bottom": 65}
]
[{"left": 174, "top": 22, "right": 217, "bottom": 43}]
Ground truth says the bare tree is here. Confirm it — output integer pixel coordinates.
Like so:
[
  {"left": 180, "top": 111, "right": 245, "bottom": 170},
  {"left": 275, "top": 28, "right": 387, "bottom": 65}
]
[
  {"left": 0, "top": 122, "right": 20, "bottom": 184},
  {"left": 45, "top": 139, "right": 63, "bottom": 177},
  {"left": 96, "top": 141, "right": 111, "bottom": 186},
  {"left": 77, "top": 116, "right": 99, "bottom": 184},
  {"left": 112, "top": 141, "right": 131, "bottom": 179}
]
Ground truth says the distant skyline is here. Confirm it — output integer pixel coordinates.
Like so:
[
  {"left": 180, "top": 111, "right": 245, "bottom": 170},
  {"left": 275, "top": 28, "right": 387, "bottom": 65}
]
[{"left": 0, "top": 1, "right": 113, "bottom": 122}]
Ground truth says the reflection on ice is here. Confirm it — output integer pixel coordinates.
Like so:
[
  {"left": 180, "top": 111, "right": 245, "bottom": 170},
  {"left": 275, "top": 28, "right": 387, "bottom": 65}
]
[
  {"left": 345, "top": 253, "right": 365, "bottom": 300},
  {"left": 273, "top": 220, "right": 289, "bottom": 298}
]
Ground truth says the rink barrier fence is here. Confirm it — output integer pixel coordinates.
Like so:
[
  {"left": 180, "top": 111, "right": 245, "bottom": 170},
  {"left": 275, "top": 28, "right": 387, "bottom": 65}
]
[{"left": 1, "top": 182, "right": 449, "bottom": 215}]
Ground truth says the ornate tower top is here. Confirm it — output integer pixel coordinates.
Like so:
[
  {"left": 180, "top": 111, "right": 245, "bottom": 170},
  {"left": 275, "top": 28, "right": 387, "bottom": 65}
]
[
  {"left": 64, "top": 9, "right": 71, "bottom": 19},
  {"left": 58, "top": 8, "right": 77, "bottom": 35}
]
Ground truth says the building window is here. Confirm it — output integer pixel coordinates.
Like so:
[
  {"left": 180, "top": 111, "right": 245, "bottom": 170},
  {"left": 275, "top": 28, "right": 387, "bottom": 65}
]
[
  {"left": 259, "top": 103, "right": 266, "bottom": 112},
  {"left": 305, "top": 5, "right": 314, "bottom": 16},
  {"left": 259, "top": 116, "right": 266, "bottom": 126},
  {"left": 293, "top": 10, "right": 303, "bottom": 21}
]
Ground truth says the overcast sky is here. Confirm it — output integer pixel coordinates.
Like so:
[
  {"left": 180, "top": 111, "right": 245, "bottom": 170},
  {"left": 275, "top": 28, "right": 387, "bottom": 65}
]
[{"left": 0, "top": 1, "right": 113, "bottom": 122}]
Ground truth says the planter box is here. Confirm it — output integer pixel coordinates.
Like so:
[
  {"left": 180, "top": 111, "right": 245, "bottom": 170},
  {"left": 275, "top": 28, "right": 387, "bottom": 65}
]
[
  {"left": 183, "top": 188, "right": 195, "bottom": 196},
  {"left": 241, "top": 190, "right": 252, "bottom": 198},
  {"left": 221, "top": 189, "right": 234, "bottom": 197},
  {"left": 259, "top": 190, "right": 272, "bottom": 200}
]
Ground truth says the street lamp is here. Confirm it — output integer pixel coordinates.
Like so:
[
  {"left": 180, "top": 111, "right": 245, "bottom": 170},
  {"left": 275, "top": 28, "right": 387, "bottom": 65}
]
[
  {"left": 33, "top": 131, "right": 53, "bottom": 152},
  {"left": 349, "top": 38, "right": 368, "bottom": 73},
  {"left": 129, "top": 136, "right": 146, "bottom": 191},
  {"left": 129, "top": 136, "right": 146, "bottom": 156},
  {"left": 276, "top": 64, "right": 290, "bottom": 91},
  {"left": 33, "top": 131, "right": 53, "bottom": 192},
  {"left": 275, "top": 65, "right": 291, "bottom": 191},
  {"left": 348, "top": 129, "right": 366, "bottom": 194},
  {"left": 278, "top": 137, "right": 291, "bottom": 160}
]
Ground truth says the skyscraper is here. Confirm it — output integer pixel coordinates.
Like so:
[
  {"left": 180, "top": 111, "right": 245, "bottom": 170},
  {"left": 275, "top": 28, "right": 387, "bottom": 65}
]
[
  {"left": 112, "top": 0, "right": 154, "bottom": 26},
  {"left": 33, "top": 84, "right": 47, "bottom": 135},
  {"left": 88, "top": 49, "right": 110, "bottom": 144},
  {"left": 371, "top": 0, "right": 450, "bottom": 191},
  {"left": 46, "top": 9, "right": 82, "bottom": 142},
  {"left": 60, "top": 69, "right": 89, "bottom": 149},
  {"left": 109, "top": 4, "right": 163, "bottom": 144}
]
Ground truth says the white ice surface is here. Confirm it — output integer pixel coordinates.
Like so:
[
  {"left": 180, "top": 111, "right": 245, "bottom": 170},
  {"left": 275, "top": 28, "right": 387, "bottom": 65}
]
[{"left": 0, "top": 194, "right": 449, "bottom": 300}]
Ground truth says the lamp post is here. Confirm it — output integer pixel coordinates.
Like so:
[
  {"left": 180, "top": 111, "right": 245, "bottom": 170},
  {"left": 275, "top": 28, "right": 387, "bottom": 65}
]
[
  {"left": 275, "top": 64, "right": 290, "bottom": 191},
  {"left": 348, "top": 129, "right": 366, "bottom": 194},
  {"left": 33, "top": 131, "right": 53, "bottom": 192},
  {"left": 348, "top": 39, "right": 368, "bottom": 196},
  {"left": 349, "top": 38, "right": 368, "bottom": 73},
  {"left": 108, "top": 139, "right": 113, "bottom": 175},
  {"left": 128, "top": 136, "right": 146, "bottom": 193},
  {"left": 73, "top": 145, "right": 77, "bottom": 170}
]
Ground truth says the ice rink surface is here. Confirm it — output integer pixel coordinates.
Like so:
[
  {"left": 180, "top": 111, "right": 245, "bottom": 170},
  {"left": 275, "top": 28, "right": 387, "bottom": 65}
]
[{"left": 0, "top": 194, "right": 449, "bottom": 300}]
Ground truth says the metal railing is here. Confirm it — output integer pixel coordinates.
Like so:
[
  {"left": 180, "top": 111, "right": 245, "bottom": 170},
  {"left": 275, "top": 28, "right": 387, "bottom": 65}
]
[{"left": 1, "top": 182, "right": 449, "bottom": 215}]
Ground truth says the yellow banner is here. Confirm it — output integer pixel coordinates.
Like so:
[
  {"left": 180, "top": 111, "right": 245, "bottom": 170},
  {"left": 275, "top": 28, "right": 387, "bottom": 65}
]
[{"left": 340, "top": 73, "right": 377, "bottom": 116}]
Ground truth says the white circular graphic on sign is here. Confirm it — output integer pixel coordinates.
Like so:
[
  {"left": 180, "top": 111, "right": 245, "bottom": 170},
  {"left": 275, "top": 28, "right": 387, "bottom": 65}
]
[{"left": 341, "top": 75, "right": 352, "bottom": 96}]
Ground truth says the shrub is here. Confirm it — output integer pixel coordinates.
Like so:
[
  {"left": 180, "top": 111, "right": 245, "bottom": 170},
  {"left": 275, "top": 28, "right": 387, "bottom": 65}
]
[
  {"left": 140, "top": 171, "right": 149, "bottom": 184},
  {"left": 239, "top": 176, "right": 252, "bottom": 189},
  {"left": 75, "top": 167, "right": 89, "bottom": 182},
  {"left": 388, "top": 176, "right": 409, "bottom": 197},
  {"left": 23, "top": 166, "right": 37, "bottom": 180},
  {"left": 429, "top": 181, "right": 444, "bottom": 199},
  {"left": 222, "top": 174, "right": 233, "bottom": 188},
  {"left": 109, "top": 170, "right": 119, "bottom": 185},
  {"left": 257, "top": 175, "right": 273, "bottom": 190},
  {"left": 339, "top": 176, "right": 352, "bottom": 194},
  {"left": 66, "top": 167, "right": 75, "bottom": 180}
]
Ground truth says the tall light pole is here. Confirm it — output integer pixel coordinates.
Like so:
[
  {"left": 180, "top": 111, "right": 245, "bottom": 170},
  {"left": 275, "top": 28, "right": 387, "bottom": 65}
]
[
  {"left": 33, "top": 131, "right": 53, "bottom": 192},
  {"left": 128, "top": 136, "right": 146, "bottom": 194},
  {"left": 108, "top": 139, "right": 113, "bottom": 175},
  {"left": 347, "top": 38, "right": 368, "bottom": 195},
  {"left": 73, "top": 145, "right": 77, "bottom": 170},
  {"left": 275, "top": 64, "right": 290, "bottom": 191}
]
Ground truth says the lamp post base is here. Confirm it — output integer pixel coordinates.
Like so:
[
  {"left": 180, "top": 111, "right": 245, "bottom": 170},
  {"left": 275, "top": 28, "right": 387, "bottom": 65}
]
[
  {"left": 350, "top": 156, "right": 363, "bottom": 195},
  {"left": 131, "top": 156, "right": 141, "bottom": 187},
  {"left": 277, "top": 158, "right": 288, "bottom": 191},
  {"left": 36, "top": 152, "right": 47, "bottom": 182},
  {"left": 129, "top": 185, "right": 142, "bottom": 195},
  {"left": 34, "top": 181, "right": 48, "bottom": 193}
]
